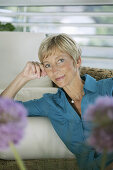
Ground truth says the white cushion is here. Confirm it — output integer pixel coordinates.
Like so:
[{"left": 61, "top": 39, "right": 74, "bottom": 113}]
[
  {"left": 0, "top": 87, "right": 75, "bottom": 160},
  {"left": 15, "top": 87, "right": 58, "bottom": 101},
  {"left": 0, "top": 32, "right": 52, "bottom": 89}
]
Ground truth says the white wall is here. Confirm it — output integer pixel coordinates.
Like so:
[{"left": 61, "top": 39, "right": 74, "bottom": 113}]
[{"left": 0, "top": 32, "right": 52, "bottom": 89}]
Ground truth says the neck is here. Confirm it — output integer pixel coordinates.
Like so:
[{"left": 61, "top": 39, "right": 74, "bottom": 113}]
[{"left": 63, "top": 73, "right": 84, "bottom": 102}]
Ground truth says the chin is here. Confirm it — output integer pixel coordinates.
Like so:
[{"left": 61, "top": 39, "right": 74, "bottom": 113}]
[
  {"left": 54, "top": 81, "right": 68, "bottom": 88},
  {"left": 52, "top": 77, "right": 70, "bottom": 88}
]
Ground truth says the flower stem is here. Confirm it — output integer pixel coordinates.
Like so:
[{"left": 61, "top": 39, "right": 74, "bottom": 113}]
[
  {"left": 9, "top": 141, "right": 26, "bottom": 170},
  {"left": 101, "top": 149, "right": 107, "bottom": 170}
]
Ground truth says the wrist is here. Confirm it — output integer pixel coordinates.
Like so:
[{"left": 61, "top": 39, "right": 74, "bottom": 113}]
[{"left": 17, "top": 72, "right": 30, "bottom": 84}]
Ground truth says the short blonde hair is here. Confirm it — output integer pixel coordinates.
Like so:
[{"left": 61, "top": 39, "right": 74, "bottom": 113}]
[{"left": 38, "top": 33, "right": 82, "bottom": 64}]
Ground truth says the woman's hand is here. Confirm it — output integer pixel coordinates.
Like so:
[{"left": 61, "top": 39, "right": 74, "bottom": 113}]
[
  {"left": 21, "top": 61, "right": 47, "bottom": 81},
  {"left": 0, "top": 61, "right": 47, "bottom": 99}
]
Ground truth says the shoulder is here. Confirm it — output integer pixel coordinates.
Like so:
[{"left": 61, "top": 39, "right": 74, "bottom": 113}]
[
  {"left": 98, "top": 77, "right": 113, "bottom": 83},
  {"left": 97, "top": 77, "right": 113, "bottom": 96},
  {"left": 82, "top": 74, "right": 113, "bottom": 96},
  {"left": 43, "top": 88, "right": 64, "bottom": 98},
  {"left": 97, "top": 77, "right": 113, "bottom": 87},
  {"left": 43, "top": 88, "right": 65, "bottom": 104},
  {"left": 40, "top": 88, "right": 66, "bottom": 116}
]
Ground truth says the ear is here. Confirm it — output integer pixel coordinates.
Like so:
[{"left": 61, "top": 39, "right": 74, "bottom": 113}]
[{"left": 76, "top": 56, "right": 81, "bottom": 68}]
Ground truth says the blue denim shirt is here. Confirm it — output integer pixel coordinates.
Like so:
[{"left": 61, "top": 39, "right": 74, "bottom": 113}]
[{"left": 17, "top": 74, "right": 113, "bottom": 170}]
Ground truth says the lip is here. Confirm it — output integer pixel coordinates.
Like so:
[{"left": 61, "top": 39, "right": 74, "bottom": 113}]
[{"left": 55, "top": 75, "right": 65, "bottom": 81}]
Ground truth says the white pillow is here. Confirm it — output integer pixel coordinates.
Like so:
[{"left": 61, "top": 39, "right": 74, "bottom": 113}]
[
  {"left": 0, "top": 87, "right": 75, "bottom": 160},
  {"left": 15, "top": 87, "right": 58, "bottom": 101},
  {"left": 0, "top": 117, "right": 75, "bottom": 160},
  {"left": 24, "top": 76, "right": 53, "bottom": 88}
]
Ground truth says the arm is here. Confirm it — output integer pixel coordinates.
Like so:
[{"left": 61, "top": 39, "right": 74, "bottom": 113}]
[
  {"left": 17, "top": 97, "right": 49, "bottom": 117},
  {"left": 0, "top": 73, "right": 29, "bottom": 98},
  {"left": 0, "top": 61, "right": 47, "bottom": 99}
]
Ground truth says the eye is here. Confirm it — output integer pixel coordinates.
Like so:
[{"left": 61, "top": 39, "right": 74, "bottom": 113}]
[
  {"left": 58, "top": 58, "right": 64, "bottom": 63},
  {"left": 44, "top": 64, "right": 51, "bottom": 68}
]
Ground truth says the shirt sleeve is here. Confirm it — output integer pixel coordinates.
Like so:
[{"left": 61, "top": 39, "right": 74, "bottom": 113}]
[{"left": 15, "top": 97, "right": 49, "bottom": 117}]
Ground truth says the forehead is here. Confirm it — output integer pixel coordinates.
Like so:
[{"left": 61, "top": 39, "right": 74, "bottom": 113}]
[{"left": 42, "top": 49, "right": 67, "bottom": 62}]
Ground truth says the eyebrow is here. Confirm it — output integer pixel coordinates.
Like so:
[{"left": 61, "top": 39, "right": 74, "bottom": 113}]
[
  {"left": 42, "top": 61, "right": 49, "bottom": 64},
  {"left": 42, "top": 55, "right": 65, "bottom": 64}
]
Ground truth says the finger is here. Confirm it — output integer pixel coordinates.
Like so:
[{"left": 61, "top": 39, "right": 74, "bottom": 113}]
[
  {"left": 39, "top": 63, "right": 47, "bottom": 77},
  {"left": 31, "top": 62, "right": 36, "bottom": 75},
  {"left": 33, "top": 62, "right": 41, "bottom": 78},
  {"left": 35, "top": 62, "right": 46, "bottom": 77}
]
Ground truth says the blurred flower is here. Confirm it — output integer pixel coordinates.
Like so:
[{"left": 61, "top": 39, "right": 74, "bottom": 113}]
[
  {"left": 0, "top": 97, "right": 27, "bottom": 150},
  {"left": 84, "top": 96, "right": 113, "bottom": 153},
  {"left": 0, "top": 96, "right": 27, "bottom": 170}
]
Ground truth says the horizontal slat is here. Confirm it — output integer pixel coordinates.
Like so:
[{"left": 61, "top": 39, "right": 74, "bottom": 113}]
[
  {"left": 47, "top": 34, "right": 113, "bottom": 39},
  {"left": 9, "top": 22, "right": 113, "bottom": 28},
  {"left": 82, "top": 57, "right": 113, "bottom": 69},
  {"left": 81, "top": 46, "right": 113, "bottom": 58},
  {"left": 0, "top": 0, "right": 113, "bottom": 6},
  {"left": 70, "top": 34, "right": 113, "bottom": 39},
  {"left": 46, "top": 34, "right": 113, "bottom": 47},
  {"left": 0, "top": 12, "right": 113, "bottom": 17}
]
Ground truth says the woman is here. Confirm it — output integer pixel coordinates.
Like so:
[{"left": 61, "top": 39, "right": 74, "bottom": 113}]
[{"left": 0, "top": 33, "right": 113, "bottom": 170}]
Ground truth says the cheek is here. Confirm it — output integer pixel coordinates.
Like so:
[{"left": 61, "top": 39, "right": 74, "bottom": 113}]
[
  {"left": 64, "top": 62, "right": 76, "bottom": 74},
  {"left": 45, "top": 70, "right": 53, "bottom": 79}
]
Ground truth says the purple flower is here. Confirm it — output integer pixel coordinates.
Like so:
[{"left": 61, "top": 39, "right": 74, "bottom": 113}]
[
  {"left": 84, "top": 96, "right": 113, "bottom": 153},
  {"left": 0, "top": 97, "right": 27, "bottom": 150}
]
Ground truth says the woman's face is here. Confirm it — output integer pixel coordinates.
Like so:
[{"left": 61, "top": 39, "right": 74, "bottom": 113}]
[{"left": 42, "top": 50, "right": 80, "bottom": 87}]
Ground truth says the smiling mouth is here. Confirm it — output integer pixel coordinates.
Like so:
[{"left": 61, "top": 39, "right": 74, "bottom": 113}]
[{"left": 55, "top": 75, "right": 65, "bottom": 81}]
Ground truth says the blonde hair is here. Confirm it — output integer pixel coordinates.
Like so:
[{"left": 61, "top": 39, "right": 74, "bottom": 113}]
[{"left": 38, "top": 33, "right": 82, "bottom": 64}]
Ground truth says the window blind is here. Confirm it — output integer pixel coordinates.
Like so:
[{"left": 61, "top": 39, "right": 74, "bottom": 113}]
[{"left": 0, "top": 5, "right": 113, "bottom": 69}]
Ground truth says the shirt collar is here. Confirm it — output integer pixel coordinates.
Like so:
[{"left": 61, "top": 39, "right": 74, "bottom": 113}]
[{"left": 81, "top": 74, "right": 97, "bottom": 93}]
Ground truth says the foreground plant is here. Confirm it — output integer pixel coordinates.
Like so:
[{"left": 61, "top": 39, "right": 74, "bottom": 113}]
[
  {"left": 84, "top": 96, "right": 113, "bottom": 170},
  {"left": 0, "top": 96, "right": 28, "bottom": 170}
]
